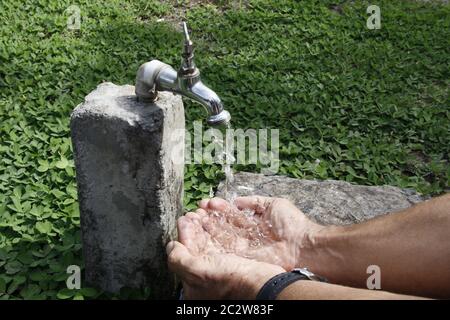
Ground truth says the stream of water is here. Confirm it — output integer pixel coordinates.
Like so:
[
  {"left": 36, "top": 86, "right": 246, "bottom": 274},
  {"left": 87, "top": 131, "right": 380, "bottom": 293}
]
[
  {"left": 211, "top": 123, "right": 235, "bottom": 201},
  {"left": 222, "top": 123, "right": 235, "bottom": 201}
]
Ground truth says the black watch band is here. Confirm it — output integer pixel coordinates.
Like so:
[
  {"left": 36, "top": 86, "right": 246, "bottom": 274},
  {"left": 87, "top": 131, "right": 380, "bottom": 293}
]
[{"left": 256, "top": 271, "right": 309, "bottom": 300}]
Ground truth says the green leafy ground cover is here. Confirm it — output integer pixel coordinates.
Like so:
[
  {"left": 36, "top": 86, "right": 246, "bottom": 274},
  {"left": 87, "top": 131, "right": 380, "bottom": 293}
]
[{"left": 0, "top": 0, "right": 449, "bottom": 299}]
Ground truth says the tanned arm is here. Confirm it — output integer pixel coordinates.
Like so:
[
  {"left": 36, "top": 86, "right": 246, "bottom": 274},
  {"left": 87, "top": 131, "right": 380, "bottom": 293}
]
[{"left": 300, "top": 194, "right": 450, "bottom": 298}]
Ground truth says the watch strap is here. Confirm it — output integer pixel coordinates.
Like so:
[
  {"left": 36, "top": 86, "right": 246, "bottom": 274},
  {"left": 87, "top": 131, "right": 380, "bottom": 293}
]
[{"left": 256, "top": 271, "right": 309, "bottom": 300}]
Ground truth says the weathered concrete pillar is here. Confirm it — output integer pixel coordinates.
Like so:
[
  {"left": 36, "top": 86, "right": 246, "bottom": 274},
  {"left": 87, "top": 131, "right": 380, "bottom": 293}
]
[{"left": 70, "top": 82, "right": 184, "bottom": 298}]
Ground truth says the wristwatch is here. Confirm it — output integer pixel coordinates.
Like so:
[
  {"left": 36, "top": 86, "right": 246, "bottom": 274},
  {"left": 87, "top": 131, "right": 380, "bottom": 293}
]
[{"left": 256, "top": 268, "right": 328, "bottom": 300}]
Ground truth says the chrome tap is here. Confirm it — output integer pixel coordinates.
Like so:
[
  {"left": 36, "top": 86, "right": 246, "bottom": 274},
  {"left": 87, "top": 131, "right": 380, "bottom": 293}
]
[{"left": 135, "top": 22, "right": 231, "bottom": 127}]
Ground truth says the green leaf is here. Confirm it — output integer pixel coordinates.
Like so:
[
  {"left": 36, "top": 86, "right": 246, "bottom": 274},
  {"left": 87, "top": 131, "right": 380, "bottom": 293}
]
[
  {"left": 48, "top": 261, "right": 64, "bottom": 272},
  {"left": 80, "top": 287, "right": 98, "bottom": 297},
  {"left": 9, "top": 196, "right": 23, "bottom": 212},
  {"left": 20, "top": 284, "right": 41, "bottom": 299},
  {"left": 0, "top": 249, "right": 8, "bottom": 261},
  {"left": 51, "top": 190, "right": 65, "bottom": 198},
  {"left": 17, "top": 251, "right": 33, "bottom": 264},
  {"left": 63, "top": 198, "right": 75, "bottom": 205},
  {"left": 29, "top": 205, "right": 43, "bottom": 217},
  {"left": 66, "top": 184, "right": 78, "bottom": 199},
  {"left": 5, "top": 261, "right": 23, "bottom": 275},
  {"left": 35, "top": 221, "right": 53, "bottom": 234},
  {"left": 37, "top": 161, "right": 49, "bottom": 172},
  {"left": 29, "top": 271, "right": 48, "bottom": 282},
  {"left": 7, "top": 276, "right": 26, "bottom": 294},
  {"left": 13, "top": 186, "right": 22, "bottom": 199},
  {"left": 73, "top": 294, "right": 84, "bottom": 300},
  {"left": 55, "top": 157, "right": 69, "bottom": 169},
  {"left": 0, "top": 278, "right": 6, "bottom": 294},
  {"left": 56, "top": 288, "right": 76, "bottom": 300}
]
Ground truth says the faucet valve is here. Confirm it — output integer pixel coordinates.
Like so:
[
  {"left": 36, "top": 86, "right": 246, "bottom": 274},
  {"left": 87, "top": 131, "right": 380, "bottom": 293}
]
[
  {"left": 180, "top": 22, "right": 197, "bottom": 76},
  {"left": 135, "top": 22, "right": 231, "bottom": 127}
]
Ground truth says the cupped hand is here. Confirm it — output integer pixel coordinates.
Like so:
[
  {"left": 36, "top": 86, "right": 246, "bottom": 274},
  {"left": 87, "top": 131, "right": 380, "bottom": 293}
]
[
  {"left": 198, "top": 196, "right": 324, "bottom": 270},
  {"left": 167, "top": 209, "right": 285, "bottom": 299}
]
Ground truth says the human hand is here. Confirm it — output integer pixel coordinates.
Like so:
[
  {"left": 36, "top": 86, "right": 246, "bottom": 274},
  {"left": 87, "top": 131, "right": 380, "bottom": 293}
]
[
  {"left": 167, "top": 210, "right": 285, "bottom": 299},
  {"left": 198, "top": 196, "right": 325, "bottom": 270}
]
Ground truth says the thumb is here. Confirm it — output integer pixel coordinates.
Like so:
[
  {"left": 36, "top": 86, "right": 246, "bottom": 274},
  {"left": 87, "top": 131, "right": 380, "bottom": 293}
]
[
  {"left": 198, "top": 197, "right": 233, "bottom": 213},
  {"left": 234, "top": 196, "right": 274, "bottom": 214},
  {"left": 166, "top": 241, "right": 195, "bottom": 278}
]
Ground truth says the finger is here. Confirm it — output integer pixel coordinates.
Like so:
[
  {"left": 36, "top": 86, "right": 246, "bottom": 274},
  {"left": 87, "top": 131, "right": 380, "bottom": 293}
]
[
  {"left": 199, "top": 197, "right": 234, "bottom": 214},
  {"left": 180, "top": 214, "right": 216, "bottom": 255},
  {"left": 201, "top": 216, "right": 222, "bottom": 237},
  {"left": 166, "top": 241, "right": 195, "bottom": 277},
  {"left": 198, "top": 199, "right": 210, "bottom": 210},
  {"left": 195, "top": 208, "right": 208, "bottom": 216},
  {"left": 207, "top": 197, "right": 233, "bottom": 212},
  {"left": 185, "top": 211, "right": 202, "bottom": 223},
  {"left": 177, "top": 216, "right": 196, "bottom": 248},
  {"left": 166, "top": 240, "right": 176, "bottom": 255},
  {"left": 234, "top": 196, "right": 274, "bottom": 214}
]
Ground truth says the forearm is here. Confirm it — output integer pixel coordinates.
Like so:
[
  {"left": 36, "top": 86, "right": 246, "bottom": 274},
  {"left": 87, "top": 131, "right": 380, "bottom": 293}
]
[
  {"left": 276, "top": 280, "right": 426, "bottom": 300},
  {"left": 301, "top": 194, "right": 450, "bottom": 298},
  {"left": 243, "top": 263, "right": 424, "bottom": 300}
]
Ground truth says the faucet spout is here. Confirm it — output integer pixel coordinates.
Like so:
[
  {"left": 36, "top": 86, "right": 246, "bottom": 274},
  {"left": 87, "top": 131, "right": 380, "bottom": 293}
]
[
  {"left": 183, "top": 79, "right": 231, "bottom": 127},
  {"left": 135, "top": 22, "right": 231, "bottom": 127}
]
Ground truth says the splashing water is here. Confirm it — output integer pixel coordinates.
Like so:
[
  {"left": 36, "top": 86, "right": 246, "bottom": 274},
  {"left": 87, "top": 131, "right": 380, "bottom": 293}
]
[
  {"left": 206, "top": 124, "right": 276, "bottom": 257},
  {"left": 206, "top": 206, "right": 276, "bottom": 254}
]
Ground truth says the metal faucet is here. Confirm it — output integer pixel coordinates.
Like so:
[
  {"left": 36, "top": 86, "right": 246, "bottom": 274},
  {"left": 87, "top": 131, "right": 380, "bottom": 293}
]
[{"left": 135, "top": 22, "right": 231, "bottom": 127}]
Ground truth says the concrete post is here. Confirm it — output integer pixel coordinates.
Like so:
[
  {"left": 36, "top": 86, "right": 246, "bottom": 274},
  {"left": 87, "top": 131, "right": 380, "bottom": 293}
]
[{"left": 70, "top": 82, "right": 184, "bottom": 298}]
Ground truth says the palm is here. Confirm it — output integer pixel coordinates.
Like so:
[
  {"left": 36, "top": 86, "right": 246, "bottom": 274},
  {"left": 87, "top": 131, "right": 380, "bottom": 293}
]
[{"left": 197, "top": 196, "right": 319, "bottom": 270}]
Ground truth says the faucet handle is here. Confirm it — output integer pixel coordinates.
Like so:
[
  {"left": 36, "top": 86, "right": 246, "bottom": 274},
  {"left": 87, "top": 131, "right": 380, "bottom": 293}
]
[
  {"left": 180, "top": 22, "right": 197, "bottom": 75},
  {"left": 182, "top": 21, "right": 191, "bottom": 43}
]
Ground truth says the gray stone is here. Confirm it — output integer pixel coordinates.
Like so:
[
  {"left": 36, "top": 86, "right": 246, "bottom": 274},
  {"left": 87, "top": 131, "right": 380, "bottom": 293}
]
[
  {"left": 70, "top": 82, "right": 184, "bottom": 297},
  {"left": 216, "top": 172, "right": 425, "bottom": 225}
]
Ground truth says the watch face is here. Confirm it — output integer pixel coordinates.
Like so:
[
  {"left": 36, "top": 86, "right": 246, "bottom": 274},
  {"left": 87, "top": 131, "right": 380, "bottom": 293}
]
[{"left": 293, "top": 267, "right": 312, "bottom": 276}]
